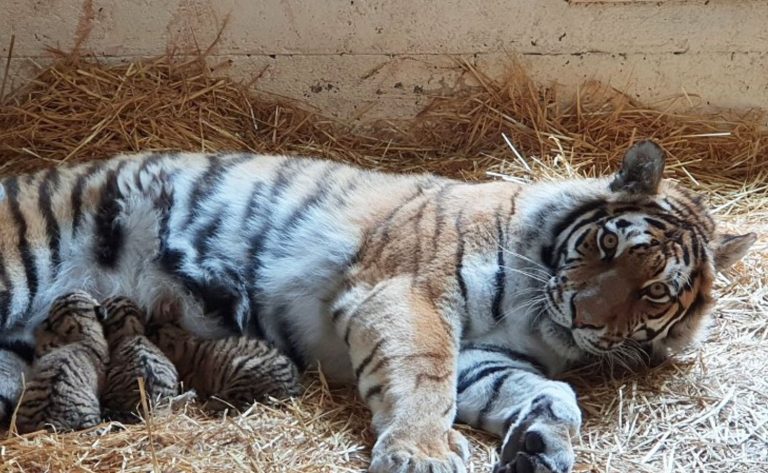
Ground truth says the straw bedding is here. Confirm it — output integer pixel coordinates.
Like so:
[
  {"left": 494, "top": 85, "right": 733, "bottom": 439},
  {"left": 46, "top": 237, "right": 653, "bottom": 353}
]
[{"left": 0, "top": 52, "right": 766, "bottom": 472}]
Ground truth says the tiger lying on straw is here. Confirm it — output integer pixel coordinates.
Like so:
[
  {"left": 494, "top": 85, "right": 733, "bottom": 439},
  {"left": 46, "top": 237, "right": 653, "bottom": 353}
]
[{"left": 0, "top": 140, "right": 755, "bottom": 472}]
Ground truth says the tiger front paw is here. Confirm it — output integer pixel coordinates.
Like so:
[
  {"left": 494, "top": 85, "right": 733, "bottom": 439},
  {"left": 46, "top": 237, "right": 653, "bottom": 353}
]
[
  {"left": 494, "top": 391, "right": 580, "bottom": 473},
  {"left": 369, "top": 426, "right": 470, "bottom": 473}
]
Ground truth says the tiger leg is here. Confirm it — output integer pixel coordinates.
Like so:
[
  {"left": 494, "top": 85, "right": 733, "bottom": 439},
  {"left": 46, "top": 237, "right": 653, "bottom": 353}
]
[
  {"left": 333, "top": 277, "right": 470, "bottom": 473},
  {"left": 0, "top": 342, "right": 32, "bottom": 424},
  {"left": 456, "top": 344, "right": 581, "bottom": 473}
]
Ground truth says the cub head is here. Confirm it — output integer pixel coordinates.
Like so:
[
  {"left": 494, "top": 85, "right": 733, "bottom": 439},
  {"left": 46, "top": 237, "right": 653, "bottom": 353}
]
[
  {"left": 101, "top": 296, "right": 147, "bottom": 346},
  {"left": 35, "top": 290, "right": 107, "bottom": 357},
  {"left": 544, "top": 140, "right": 756, "bottom": 364}
]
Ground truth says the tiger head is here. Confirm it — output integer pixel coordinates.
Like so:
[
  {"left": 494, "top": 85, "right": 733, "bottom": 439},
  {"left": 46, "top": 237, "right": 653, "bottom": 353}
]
[{"left": 543, "top": 140, "right": 756, "bottom": 364}]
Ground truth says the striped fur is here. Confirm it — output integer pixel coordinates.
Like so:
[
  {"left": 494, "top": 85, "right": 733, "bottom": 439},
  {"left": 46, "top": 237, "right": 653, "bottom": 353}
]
[
  {"left": 15, "top": 291, "right": 107, "bottom": 433},
  {"left": 0, "top": 140, "right": 755, "bottom": 472},
  {"left": 147, "top": 308, "right": 301, "bottom": 411},
  {"left": 101, "top": 296, "right": 179, "bottom": 422}
]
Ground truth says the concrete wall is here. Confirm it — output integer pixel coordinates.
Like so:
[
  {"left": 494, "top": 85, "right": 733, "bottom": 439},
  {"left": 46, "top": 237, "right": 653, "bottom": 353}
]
[{"left": 2, "top": 0, "right": 767, "bottom": 119}]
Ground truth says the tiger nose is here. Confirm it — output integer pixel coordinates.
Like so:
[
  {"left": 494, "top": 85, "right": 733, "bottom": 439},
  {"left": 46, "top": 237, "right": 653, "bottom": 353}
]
[
  {"left": 572, "top": 310, "right": 595, "bottom": 329},
  {"left": 571, "top": 294, "right": 601, "bottom": 329}
]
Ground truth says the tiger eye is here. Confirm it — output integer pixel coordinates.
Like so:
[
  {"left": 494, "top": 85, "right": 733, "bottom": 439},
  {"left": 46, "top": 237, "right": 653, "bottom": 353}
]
[
  {"left": 601, "top": 232, "right": 618, "bottom": 250},
  {"left": 648, "top": 282, "right": 668, "bottom": 299}
]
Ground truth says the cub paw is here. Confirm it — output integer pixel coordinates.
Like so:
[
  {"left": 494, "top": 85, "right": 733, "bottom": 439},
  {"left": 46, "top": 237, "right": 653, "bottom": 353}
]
[
  {"left": 494, "top": 392, "right": 580, "bottom": 473},
  {"left": 369, "top": 427, "right": 470, "bottom": 473}
]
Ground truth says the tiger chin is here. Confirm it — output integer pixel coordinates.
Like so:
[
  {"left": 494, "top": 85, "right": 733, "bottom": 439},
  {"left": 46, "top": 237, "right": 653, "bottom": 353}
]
[{"left": 0, "top": 140, "right": 755, "bottom": 473}]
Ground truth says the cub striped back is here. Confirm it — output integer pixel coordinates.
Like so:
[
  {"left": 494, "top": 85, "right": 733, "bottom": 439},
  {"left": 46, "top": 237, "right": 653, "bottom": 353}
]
[
  {"left": 101, "top": 296, "right": 179, "bottom": 421},
  {"left": 16, "top": 291, "right": 107, "bottom": 433},
  {"left": 34, "top": 291, "right": 107, "bottom": 358},
  {"left": 148, "top": 318, "right": 302, "bottom": 412}
]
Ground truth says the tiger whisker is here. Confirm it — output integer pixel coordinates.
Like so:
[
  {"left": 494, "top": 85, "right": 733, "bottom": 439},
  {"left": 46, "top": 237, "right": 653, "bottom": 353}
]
[
  {"left": 501, "top": 267, "right": 549, "bottom": 283},
  {"left": 498, "top": 246, "right": 552, "bottom": 274}
]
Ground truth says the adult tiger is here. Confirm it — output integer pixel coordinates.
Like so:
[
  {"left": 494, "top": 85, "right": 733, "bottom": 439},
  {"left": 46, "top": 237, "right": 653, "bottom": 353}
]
[{"left": 0, "top": 140, "right": 755, "bottom": 472}]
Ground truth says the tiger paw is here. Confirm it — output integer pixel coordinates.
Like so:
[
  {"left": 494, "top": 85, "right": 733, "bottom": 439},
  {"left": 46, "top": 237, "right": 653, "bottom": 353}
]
[
  {"left": 494, "top": 391, "right": 580, "bottom": 473},
  {"left": 494, "top": 428, "right": 573, "bottom": 473},
  {"left": 369, "top": 427, "right": 470, "bottom": 473}
]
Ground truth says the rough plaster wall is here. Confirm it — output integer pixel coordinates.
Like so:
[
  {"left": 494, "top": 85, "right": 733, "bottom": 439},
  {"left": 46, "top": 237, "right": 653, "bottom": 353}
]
[{"left": 2, "top": 0, "right": 767, "bottom": 120}]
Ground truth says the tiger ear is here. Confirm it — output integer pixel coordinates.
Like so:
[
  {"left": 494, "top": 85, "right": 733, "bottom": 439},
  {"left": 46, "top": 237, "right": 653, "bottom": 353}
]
[
  {"left": 713, "top": 233, "right": 757, "bottom": 271},
  {"left": 609, "top": 140, "right": 666, "bottom": 195}
]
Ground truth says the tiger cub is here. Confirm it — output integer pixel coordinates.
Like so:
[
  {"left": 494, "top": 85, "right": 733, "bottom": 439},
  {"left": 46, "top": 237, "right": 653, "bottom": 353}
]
[
  {"left": 15, "top": 291, "right": 108, "bottom": 433},
  {"left": 147, "top": 313, "right": 302, "bottom": 412},
  {"left": 101, "top": 297, "right": 179, "bottom": 422}
]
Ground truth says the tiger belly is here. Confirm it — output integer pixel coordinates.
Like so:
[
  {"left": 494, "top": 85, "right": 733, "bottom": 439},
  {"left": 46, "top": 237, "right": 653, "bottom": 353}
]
[{"left": 0, "top": 152, "right": 439, "bottom": 387}]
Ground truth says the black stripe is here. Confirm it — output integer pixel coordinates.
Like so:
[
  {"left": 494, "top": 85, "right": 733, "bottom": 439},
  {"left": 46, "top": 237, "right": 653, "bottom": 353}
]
[
  {"left": 638, "top": 300, "right": 689, "bottom": 340},
  {"left": 365, "top": 182, "right": 433, "bottom": 259},
  {"left": 246, "top": 292, "right": 266, "bottom": 339},
  {"left": 364, "top": 384, "right": 383, "bottom": 401},
  {"left": 183, "top": 155, "right": 223, "bottom": 228},
  {"left": 193, "top": 211, "right": 227, "bottom": 264},
  {"left": 134, "top": 153, "right": 169, "bottom": 190},
  {"left": 540, "top": 244, "right": 556, "bottom": 270},
  {"left": 614, "top": 219, "right": 631, "bottom": 228},
  {"left": 551, "top": 200, "right": 606, "bottom": 242},
  {"left": 572, "top": 228, "right": 591, "bottom": 252},
  {"left": 38, "top": 168, "right": 62, "bottom": 272},
  {"left": 455, "top": 212, "right": 469, "bottom": 308},
  {"left": 491, "top": 211, "right": 506, "bottom": 323},
  {"left": 354, "top": 339, "right": 385, "bottom": 379},
  {"left": 0, "top": 338, "right": 35, "bottom": 362},
  {"left": 502, "top": 408, "right": 521, "bottom": 432},
  {"left": 461, "top": 343, "right": 547, "bottom": 374},
  {"left": 0, "top": 251, "right": 12, "bottom": 329},
  {"left": 554, "top": 207, "right": 609, "bottom": 264},
  {"left": 457, "top": 359, "right": 502, "bottom": 387},
  {"left": 661, "top": 199, "right": 708, "bottom": 242},
  {"left": 343, "top": 321, "right": 353, "bottom": 346},
  {"left": 457, "top": 365, "right": 509, "bottom": 394},
  {"left": 276, "top": 164, "right": 339, "bottom": 234},
  {"left": 527, "top": 394, "right": 556, "bottom": 420},
  {"left": 478, "top": 371, "right": 512, "bottom": 428},
  {"left": 243, "top": 161, "right": 305, "bottom": 337},
  {"left": 644, "top": 217, "right": 668, "bottom": 230},
  {"left": 184, "top": 154, "right": 250, "bottom": 229},
  {"left": 5, "top": 178, "right": 38, "bottom": 312},
  {"left": 0, "top": 393, "right": 14, "bottom": 417},
  {"left": 155, "top": 173, "right": 176, "bottom": 257},
  {"left": 93, "top": 165, "right": 126, "bottom": 268},
  {"left": 71, "top": 162, "right": 104, "bottom": 235},
  {"left": 274, "top": 317, "right": 305, "bottom": 370}
]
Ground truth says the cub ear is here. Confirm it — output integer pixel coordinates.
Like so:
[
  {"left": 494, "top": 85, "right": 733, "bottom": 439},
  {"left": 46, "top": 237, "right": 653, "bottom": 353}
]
[
  {"left": 609, "top": 140, "right": 666, "bottom": 195},
  {"left": 714, "top": 233, "right": 757, "bottom": 271}
]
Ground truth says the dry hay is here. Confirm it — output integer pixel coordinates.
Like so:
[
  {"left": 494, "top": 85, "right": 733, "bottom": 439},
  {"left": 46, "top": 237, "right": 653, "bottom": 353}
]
[{"left": 0, "top": 52, "right": 766, "bottom": 473}]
